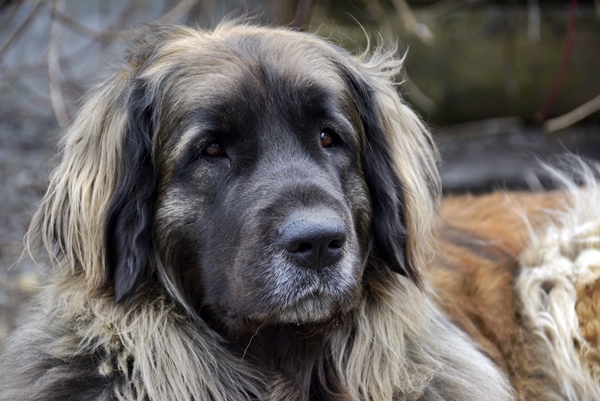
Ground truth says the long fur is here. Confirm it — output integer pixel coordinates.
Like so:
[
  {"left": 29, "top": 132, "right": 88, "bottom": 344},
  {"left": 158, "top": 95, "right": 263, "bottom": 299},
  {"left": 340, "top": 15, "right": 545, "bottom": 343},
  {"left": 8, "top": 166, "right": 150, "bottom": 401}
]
[
  {"left": 2, "top": 22, "right": 596, "bottom": 401},
  {"left": 431, "top": 161, "right": 600, "bottom": 400},
  {"left": 516, "top": 161, "right": 600, "bottom": 400}
]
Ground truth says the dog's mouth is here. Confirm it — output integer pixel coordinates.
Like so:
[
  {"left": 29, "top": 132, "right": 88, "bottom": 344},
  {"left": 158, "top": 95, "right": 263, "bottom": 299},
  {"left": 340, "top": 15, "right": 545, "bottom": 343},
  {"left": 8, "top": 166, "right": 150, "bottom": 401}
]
[
  {"left": 257, "top": 312, "right": 349, "bottom": 335},
  {"left": 221, "top": 261, "right": 363, "bottom": 333},
  {"left": 255, "top": 241, "right": 362, "bottom": 312},
  {"left": 219, "top": 294, "right": 353, "bottom": 335},
  {"left": 192, "top": 208, "right": 365, "bottom": 337}
]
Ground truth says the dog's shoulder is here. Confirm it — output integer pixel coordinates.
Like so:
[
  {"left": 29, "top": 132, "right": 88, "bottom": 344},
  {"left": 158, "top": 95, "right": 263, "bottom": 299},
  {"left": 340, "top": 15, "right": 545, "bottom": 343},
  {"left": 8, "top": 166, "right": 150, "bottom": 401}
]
[{"left": 0, "top": 304, "right": 115, "bottom": 401}]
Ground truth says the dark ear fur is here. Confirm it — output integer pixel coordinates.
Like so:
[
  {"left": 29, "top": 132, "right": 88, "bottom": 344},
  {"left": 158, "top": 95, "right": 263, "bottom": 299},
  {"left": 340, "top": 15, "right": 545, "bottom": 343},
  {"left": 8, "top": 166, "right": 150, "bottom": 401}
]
[
  {"left": 105, "top": 79, "right": 156, "bottom": 303},
  {"left": 341, "top": 67, "right": 420, "bottom": 284}
]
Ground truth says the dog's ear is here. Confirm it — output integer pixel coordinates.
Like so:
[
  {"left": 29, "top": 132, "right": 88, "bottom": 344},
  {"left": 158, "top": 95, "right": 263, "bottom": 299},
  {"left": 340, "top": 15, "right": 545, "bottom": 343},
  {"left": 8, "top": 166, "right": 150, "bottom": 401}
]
[
  {"left": 105, "top": 24, "right": 202, "bottom": 302},
  {"left": 27, "top": 24, "right": 194, "bottom": 302},
  {"left": 338, "top": 54, "right": 440, "bottom": 286},
  {"left": 105, "top": 79, "right": 156, "bottom": 303},
  {"left": 27, "top": 73, "right": 157, "bottom": 301}
]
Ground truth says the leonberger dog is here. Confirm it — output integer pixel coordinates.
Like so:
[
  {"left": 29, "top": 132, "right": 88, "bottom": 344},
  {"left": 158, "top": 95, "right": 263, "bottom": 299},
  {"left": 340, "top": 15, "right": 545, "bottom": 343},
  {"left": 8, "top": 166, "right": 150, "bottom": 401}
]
[{"left": 1, "top": 22, "right": 599, "bottom": 401}]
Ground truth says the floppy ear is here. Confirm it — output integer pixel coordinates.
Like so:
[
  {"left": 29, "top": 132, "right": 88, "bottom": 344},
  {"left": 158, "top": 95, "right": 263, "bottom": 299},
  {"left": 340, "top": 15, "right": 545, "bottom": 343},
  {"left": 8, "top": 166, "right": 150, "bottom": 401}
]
[
  {"left": 348, "top": 75, "right": 413, "bottom": 279},
  {"left": 338, "top": 52, "right": 440, "bottom": 286},
  {"left": 28, "top": 49, "right": 164, "bottom": 304},
  {"left": 26, "top": 73, "right": 156, "bottom": 300},
  {"left": 106, "top": 24, "right": 201, "bottom": 302},
  {"left": 105, "top": 79, "right": 156, "bottom": 303},
  {"left": 27, "top": 24, "right": 203, "bottom": 303}
]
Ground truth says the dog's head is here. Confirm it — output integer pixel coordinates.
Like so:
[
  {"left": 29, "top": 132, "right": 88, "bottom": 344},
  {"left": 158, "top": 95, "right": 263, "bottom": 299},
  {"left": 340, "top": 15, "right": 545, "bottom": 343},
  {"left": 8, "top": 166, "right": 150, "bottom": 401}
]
[{"left": 35, "top": 23, "right": 439, "bottom": 334}]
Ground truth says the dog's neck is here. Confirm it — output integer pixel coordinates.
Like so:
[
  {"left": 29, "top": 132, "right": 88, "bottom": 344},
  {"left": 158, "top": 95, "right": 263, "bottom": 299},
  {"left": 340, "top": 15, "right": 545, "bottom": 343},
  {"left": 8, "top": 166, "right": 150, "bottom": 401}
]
[{"left": 210, "top": 314, "right": 353, "bottom": 401}]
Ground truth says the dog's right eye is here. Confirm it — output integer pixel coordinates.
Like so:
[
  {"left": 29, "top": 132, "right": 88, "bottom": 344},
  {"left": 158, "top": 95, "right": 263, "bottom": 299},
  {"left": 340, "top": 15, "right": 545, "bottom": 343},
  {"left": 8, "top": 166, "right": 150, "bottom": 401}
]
[
  {"left": 320, "top": 130, "right": 338, "bottom": 148},
  {"left": 201, "top": 142, "right": 225, "bottom": 157}
]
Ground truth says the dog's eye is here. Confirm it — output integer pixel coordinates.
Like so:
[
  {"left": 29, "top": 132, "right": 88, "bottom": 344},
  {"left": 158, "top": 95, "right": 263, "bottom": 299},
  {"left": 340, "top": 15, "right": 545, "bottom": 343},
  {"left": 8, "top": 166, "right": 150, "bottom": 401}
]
[
  {"left": 202, "top": 142, "right": 225, "bottom": 157},
  {"left": 320, "top": 130, "right": 338, "bottom": 148}
]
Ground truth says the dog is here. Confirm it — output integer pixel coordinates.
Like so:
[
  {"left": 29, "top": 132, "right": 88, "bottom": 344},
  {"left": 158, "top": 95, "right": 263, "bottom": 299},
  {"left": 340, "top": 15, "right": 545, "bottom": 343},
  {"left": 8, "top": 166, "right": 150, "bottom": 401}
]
[{"left": 0, "top": 22, "right": 598, "bottom": 401}]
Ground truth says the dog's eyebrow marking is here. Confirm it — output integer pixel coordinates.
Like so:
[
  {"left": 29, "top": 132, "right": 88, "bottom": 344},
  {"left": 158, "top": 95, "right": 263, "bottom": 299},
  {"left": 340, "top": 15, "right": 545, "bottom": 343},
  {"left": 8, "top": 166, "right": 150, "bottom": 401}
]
[
  {"left": 330, "top": 110, "right": 354, "bottom": 132},
  {"left": 173, "top": 125, "right": 203, "bottom": 161},
  {"left": 326, "top": 109, "right": 360, "bottom": 147}
]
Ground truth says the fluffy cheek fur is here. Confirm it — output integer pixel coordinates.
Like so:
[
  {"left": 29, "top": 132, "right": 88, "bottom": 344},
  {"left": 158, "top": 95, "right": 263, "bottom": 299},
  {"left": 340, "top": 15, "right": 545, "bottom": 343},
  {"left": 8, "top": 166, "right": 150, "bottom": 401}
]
[{"left": 153, "top": 142, "right": 371, "bottom": 333}]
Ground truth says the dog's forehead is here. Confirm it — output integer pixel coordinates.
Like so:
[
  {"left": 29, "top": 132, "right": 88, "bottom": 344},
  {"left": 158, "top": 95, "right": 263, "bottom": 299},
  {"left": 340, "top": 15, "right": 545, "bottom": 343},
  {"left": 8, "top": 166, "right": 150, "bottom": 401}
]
[
  {"left": 155, "top": 30, "right": 360, "bottom": 159},
  {"left": 155, "top": 29, "right": 352, "bottom": 108},
  {"left": 208, "top": 28, "right": 349, "bottom": 82}
]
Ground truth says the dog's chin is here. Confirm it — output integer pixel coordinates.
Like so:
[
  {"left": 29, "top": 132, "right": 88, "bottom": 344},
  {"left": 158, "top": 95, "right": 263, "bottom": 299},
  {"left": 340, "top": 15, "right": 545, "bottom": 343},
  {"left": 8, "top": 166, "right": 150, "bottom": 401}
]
[
  {"left": 271, "top": 290, "right": 356, "bottom": 324},
  {"left": 216, "top": 256, "right": 363, "bottom": 334},
  {"left": 221, "top": 286, "right": 361, "bottom": 335},
  {"left": 263, "top": 264, "right": 363, "bottom": 324}
]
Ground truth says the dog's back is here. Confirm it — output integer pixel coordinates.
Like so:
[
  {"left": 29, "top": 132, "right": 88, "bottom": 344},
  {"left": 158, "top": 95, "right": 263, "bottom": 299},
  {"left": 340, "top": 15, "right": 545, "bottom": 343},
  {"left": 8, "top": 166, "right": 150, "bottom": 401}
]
[{"left": 433, "top": 174, "right": 600, "bottom": 400}]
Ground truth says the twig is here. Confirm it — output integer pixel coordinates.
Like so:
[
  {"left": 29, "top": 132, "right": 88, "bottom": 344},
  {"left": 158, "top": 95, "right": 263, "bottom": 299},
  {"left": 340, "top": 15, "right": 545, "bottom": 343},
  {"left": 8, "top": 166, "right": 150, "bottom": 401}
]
[
  {"left": 543, "top": 94, "right": 600, "bottom": 133},
  {"left": 0, "top": 0, "right": 25, "bottom": 29},
  {"left": 418, "top": 0, "right": 486, "bottom": 21},
  {"left": 0, "top": 58, "right": 54, "bottom": 115},
  {"left": 0, "top": 0, "right": 45, "bottom": 58},
  {"left": 54, "top": 0, "right": 201, "bottom": 42},
  {"left": 161, "top": 0, "right": 201, "bottom": 22},
  {"left": 403, "top": 76, "right": 437, "bottom": 113},
  {"left": 361, "top": 0, "right": 394, "bottom": 35},
  {"left": 198, "top": 0, "right": 215, "bottom": 27},
  {"left": 290, "top": 0, "right": 312, "bottom": 30},
  {"left": 360, "top": 0, "right": 437, "bottom": 112},
  {"left": 527, "top": 0, "right": 541, "bottom": 43},
  {"left": 48, "top": 0, "right": 70, "bottom": 129},
  {"left": 53, "top": 12, "right": 123, "bottom": 42}
]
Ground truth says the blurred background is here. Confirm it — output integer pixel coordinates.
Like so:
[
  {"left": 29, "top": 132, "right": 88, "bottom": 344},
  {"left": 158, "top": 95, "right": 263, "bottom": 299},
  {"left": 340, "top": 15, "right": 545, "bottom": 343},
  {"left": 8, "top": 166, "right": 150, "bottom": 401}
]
[{"left": 0, "top": 0, "right": 599, "bottom": 350}]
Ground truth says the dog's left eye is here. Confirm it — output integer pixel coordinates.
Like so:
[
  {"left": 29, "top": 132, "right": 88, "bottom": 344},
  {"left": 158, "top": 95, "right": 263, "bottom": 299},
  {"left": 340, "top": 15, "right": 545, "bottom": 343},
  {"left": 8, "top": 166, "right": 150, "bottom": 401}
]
[
  {"left": 201, "top": 142, "right": 225, "bottom": 157},
  {"left": 320, "top": 130, "right": 338, "bottom": 148}
]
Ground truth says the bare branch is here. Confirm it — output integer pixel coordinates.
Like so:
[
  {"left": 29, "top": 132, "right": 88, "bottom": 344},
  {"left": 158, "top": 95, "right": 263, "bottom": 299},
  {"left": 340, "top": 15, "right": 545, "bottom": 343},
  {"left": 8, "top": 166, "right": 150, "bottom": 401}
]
[
  {"left": 54, "top": 0, "right": 201, "bottom": 42},
  {"left": 418, "top": 0, "right": 487, "bottom": 21},
  {"left": 290, "top": 0, "right": 313, "bottom": 30},
  {"left": 0, "top": 58, "right": 53, "bottom": 114},
  {"left": 161, "top": 0, "right": 201, "bottom": 22},
  {"left": 0, "top": 0, "right": 25, "bottom": 29},
  {"left": 360, "top": 0, "right": 395, "bottom": 41},
  {"left": 543, "top": 94, "right": 600, "bottom": 133},
  {"left": 48, "top": 0, "right": 70, "bottom": 129},
  {"left": 360, "top": 0, "right": 437, "bottom": 112},
  {"left": 0, "top": 0, "right": 45, "bottom": 58},
  {"left": 53, "top": 12, "right": 122, "bottom": 42},
  {"left": 403, "top": 77, "right": 438, "bottom": 114}
]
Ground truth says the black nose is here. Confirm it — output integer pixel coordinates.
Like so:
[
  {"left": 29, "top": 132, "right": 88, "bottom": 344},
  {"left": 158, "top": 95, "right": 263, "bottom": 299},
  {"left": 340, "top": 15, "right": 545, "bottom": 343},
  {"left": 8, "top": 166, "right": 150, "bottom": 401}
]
[{"left": 278, "top": 211, "right": 347, "bottom": 270}]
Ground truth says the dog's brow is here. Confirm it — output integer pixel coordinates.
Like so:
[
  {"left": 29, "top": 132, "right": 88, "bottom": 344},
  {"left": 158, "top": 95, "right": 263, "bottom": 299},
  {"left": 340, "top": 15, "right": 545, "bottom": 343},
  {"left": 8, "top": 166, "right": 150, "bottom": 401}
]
[
  {"left": 330, "top": 111, "right": 354, "bottom": 131},
  {"left": 173, "top": 125, "right": 203, "bottom": 161},
  {"left": 327, "top": 108, "right": 359, "bottom": 143}
]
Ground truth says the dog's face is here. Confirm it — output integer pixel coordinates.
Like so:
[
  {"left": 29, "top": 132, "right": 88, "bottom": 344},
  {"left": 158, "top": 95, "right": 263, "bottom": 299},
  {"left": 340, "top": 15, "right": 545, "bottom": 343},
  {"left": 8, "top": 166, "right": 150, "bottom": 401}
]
[
  {"left": 153, "top": 33, "right": 372, "bottom": 328},
  {"left": 101, "top": 24, "right": 431, "bottom": 335}
]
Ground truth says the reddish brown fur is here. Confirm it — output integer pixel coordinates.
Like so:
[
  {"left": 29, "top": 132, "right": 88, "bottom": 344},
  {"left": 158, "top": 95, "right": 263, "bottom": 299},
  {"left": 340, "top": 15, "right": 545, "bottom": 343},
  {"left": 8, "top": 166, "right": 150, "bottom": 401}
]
[{"left": 431, "top": 191, "right": 570, "bottom": 400}]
